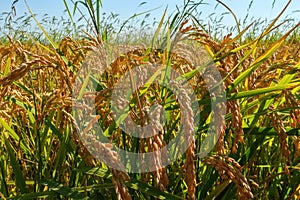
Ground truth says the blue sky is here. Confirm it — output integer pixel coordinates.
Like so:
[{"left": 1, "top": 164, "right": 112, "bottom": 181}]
[{"left": 1, "top": 0, "right": 299, "bottom": 30}]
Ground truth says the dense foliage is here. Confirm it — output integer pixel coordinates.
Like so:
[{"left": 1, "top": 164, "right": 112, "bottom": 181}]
[{"left": 0, "top": 0, "right": 299, "bottom": 199}]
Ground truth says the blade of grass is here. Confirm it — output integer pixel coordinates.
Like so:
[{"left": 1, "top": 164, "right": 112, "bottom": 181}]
[
  {"left": 3, "top": 135, "right": 29, "bottom": 194},
  {"left": 0, "top": 156, "right": 8, "bottom": 197},
  {"left": 52, "top": 125, "right": 71, "bottom": 179},
  {"left": 228, "top": 82, "right": 300, "bottom": 100},
  {"left": 150, "top": 8, "right": 167, "bottom": 50},
  {"left": 125, "top": 179, "right": 184, "bottom": 200},
  {"left": 44, "top": 118, "right": 64, "bottom": 142},
  {"left": 8, "top": 191, "right": 57, "bottom": 200},
  {"left": 205, "top": 179, "right": 232, "bottom": 200},
  {"left": 39, "top": 180, "right": 87, "bottom": 200},
  {"left": 0, "top": 118, "right": 19, "bottom": 141},
  {"left": 118, "top": 7, "right": 159, "bottom": 34},
  {"left": 216, "top": 0, "right": 241, "bottom": 36},
  {"left": 77, "top": 70, "right": 91, "bottom": 100},
  {"left": 25, "top": 0, "right": 58, "bottom": 49},
  {"left": 75, "top": 166, "right": 112, "bottom": 178}
]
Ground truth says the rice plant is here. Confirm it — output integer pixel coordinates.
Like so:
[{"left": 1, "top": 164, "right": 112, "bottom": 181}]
[{"left": 0, "top": 0, "right": 299, "bottom": 199}]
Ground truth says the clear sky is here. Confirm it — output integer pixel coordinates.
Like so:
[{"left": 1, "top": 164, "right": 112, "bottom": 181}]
[{"left": 0, "top": 0, "right": 299, "bottom": 32}]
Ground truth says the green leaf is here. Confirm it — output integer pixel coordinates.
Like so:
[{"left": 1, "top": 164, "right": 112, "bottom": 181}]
[
  {"left": 39, "top": 180, "right": 87, "bottom": 200},
  {"left": 4, "top": 136, "right": 29, "bottom": 194},
  {"left": 0, "top": 156, "right": 8, "bottom": 197},
  {"left": 75, "top": 166, "right": 112, "bottom": 178},
  {"left": 125, "top": 179, "right": 184, "bottom": 200},
  {"left": 205, "top": 179, "right": 232, "bottom": 200},
  {"left": 151, "top": 8, "right": 167, "bottom": 49},
  {"left": 77, "top": 70, "right": 91, "bottom": 100},
  {"left": 0, "top": 118, "right": 19, "bottom": 141},
  {"left": 44, "top": 118, "right": 64, "bottom": 142},
  {"left": 8, "top": 191, "right": 57, "bottom": 200},
  {"left": 228, "top": 82, "right": 300, "bottom": 100}
]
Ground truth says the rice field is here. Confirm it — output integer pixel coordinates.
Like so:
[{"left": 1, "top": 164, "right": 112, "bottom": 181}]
[{"left": 0, "top": 0, "right": 300, "bottom": 199}]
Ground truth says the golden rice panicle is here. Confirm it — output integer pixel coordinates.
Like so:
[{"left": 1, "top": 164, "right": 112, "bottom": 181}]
[
  {"left": 293, "top": 137, "right": 300, "bottom": 158},
  {"left": 268, "top": 107, "right": 291, "bottom": 167},
  {"left": 204, "top": 70, "right": 227, "bottom": 154},
  {"left": 185, "top": 143, "right": 196, "bottom": 200},
  {"left": 146, "top": 104, "right": 169, "bottom": 191},
  {"left": 111, "top": 169, "right": 132, "bottom": 200},
  {"left": 0, "top": 36, "right": 18, "bottom": 73},
  {"left": 193, "top": 32, "right": 246, "bottom": 154},
  {"left": 283, "top": 90, "right": 300, "bottom": 128},
  {"left": 66, "top": 112, "right": 97, "bottom": 166},
  {"left": 0, "top": 61, "right": 33, "bottom": 87},
  {"left": 58, "top": 36, "right": 89, "bottom": 67},
  {"left": 228, "top": 100, "right": 244, "bottom": 153},
  {"left": 220, "top": 41, "right": 244, "bottom": 154},
  {"left": 204, "top": 155, "right": 254, "bottom": 199},
  {"left": 70, "top": 114, "right": 132, "bottom": 198},
  {"left": 170, "top": 80, "right": 196, "bottom": 200},
  {"left": 139, "top": 107, "right": 150, "bottom": 183},
  {"left": 84, "top": 133, "right": 132, "bottom": 199},
  {"left": 95, "top": 89, "right": 114, "bottom": 128},
  {"left": 283, "top": 89, "right": 300, "bottom": 159}
]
